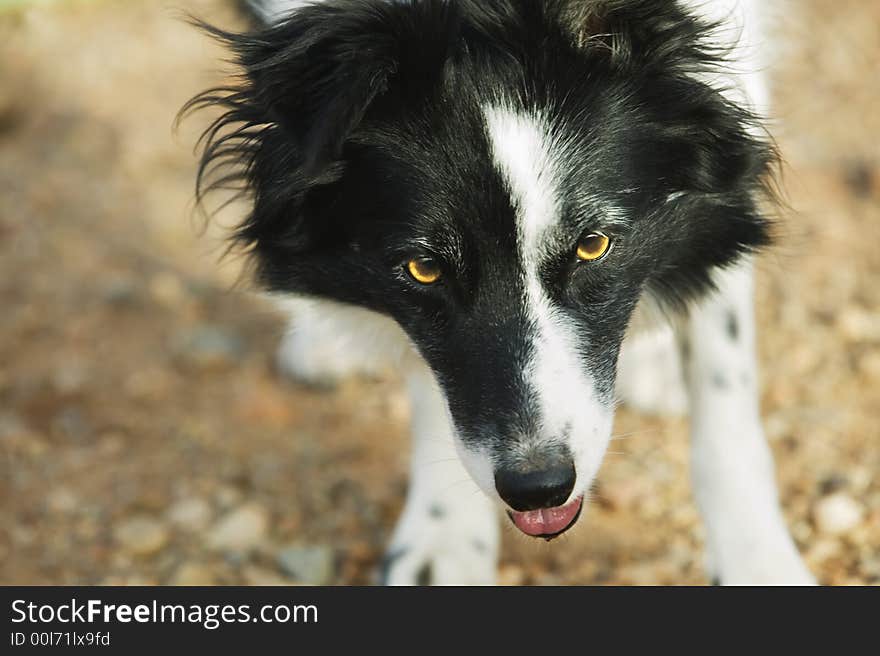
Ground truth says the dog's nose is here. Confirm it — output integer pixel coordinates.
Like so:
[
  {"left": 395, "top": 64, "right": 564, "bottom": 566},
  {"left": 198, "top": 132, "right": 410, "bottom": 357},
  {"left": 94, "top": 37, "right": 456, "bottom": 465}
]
[{"left": 494, "top": 460, "right": 576, "bottom": 512}]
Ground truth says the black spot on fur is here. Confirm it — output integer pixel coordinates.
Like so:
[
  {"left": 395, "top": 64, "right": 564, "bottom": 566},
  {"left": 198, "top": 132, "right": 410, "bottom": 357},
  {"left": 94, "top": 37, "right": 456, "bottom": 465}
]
[
  {"left": 725, "top": 310, "right": 740, "bottom": 341},
  {"left": 472, "top": 539, "right": 488, "bottom": 553},
  {"left": 429, "top": 504, "right": 446, "bottom": 520},
  {"left": 711, "top": 372, "right": 730, "bottom": 389},
  {"left": 379, "top": 547, "right": 409, "bottom": 585},
  {"left": 678, "top": 336, "right": 692, "bottom": 369},
  {"left": 415, "top": 562, "right": 433, "bottom": 586}
]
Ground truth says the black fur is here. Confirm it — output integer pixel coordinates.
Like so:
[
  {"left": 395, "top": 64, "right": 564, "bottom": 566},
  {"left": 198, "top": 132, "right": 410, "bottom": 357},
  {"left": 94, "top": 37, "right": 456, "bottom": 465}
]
[{"left": 183, "top": 0, "right": 775, "bottom": 455}]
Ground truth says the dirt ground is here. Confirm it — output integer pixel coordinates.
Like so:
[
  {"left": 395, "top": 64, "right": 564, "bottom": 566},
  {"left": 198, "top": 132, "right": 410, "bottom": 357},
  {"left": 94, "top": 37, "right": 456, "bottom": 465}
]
[{"left": 0, "top": 0, "right": 877, "bottom": 586}]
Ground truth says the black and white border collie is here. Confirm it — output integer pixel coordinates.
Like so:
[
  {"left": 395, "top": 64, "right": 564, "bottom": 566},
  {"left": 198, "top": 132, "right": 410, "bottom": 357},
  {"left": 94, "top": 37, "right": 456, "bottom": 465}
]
[{"left": 186, "top": 0, "right": 814, "bottom": 584}]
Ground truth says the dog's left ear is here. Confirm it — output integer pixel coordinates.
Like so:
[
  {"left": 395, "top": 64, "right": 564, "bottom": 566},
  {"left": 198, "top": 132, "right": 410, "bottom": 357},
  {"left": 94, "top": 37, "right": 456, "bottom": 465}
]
[
  {"left": 183, "top": 0, "right": 459, "bottom": 266},
  {"left": 568, "top": 0, "right": 776, "bottom": 305},
  {"left": 228, "top": 0, "right": 457, "bottom": 176},
  {"left": 572, "top": 0, "right": 775, "bottom": 194},
  {"left": 188, "top": 0, "right": 457, "bottom": 193}
]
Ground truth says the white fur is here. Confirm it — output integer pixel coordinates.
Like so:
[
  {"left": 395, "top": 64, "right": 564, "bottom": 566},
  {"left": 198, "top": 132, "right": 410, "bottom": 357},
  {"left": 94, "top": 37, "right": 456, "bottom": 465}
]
[
  {"left": 244, "top": 0, "right": 312, "bottom": 23},
  {"left": 681, "top": 0, "right": 772, "bottom": 116},
  {"left": 481, "top": 107, "right": 561, "bottom": 247},
  {"left": 483, "top": 105, "right": 613, "bottom": 500},
  {"left": 384, "top": 363, "right": 499, "bottom": 585},
  {"left": 676, "top": 261, "right": 813, "bottom": 584}
]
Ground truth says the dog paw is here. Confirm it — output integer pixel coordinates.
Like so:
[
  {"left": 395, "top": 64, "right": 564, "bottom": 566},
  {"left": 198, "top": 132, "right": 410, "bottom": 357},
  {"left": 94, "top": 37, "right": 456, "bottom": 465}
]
[
  {"left": 616, "top": 327, "right": 688, "bottom": 416},
  {"left": 380, "top": 498, "right": 499, "bottom": 585},
  {"left": 708, "top": 548, "right": 816, "bottom": 586}
]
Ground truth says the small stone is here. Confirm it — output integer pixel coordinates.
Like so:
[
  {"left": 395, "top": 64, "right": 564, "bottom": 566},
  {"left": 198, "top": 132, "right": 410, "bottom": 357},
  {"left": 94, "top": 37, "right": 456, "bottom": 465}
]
[
  {"left": 174, "top": 326, "right": 245, "bottom": 371},
  {"left": 102, "top": 278, "right": 139, "bottom": 306},
  {"left": 12, "top": 527, "right": 35, "bottom": 547},
  {"left": 838, "top": 308, "right": 880, "bottom": 343},
  {"left": 242, "top": 565, "right": 290, "bottom": 587},
  {"left": 215, "top": 486, "right": 243, "bottom": 510},
  {"left": 859, "top": 350, "right": 880, "bottom": 381},
  {"left": 167, "top": 498, "right": 212, "bottom": 532},
  {"left": 207, "top": 504, "right": 269, "bottom": 553},
  {"left": 114, "top": 517, "right": 170, "bottom": 557},
  {"left": 818, "top": 473, "right": 849, "bottom": 496},
  {"left": 0, "top": 412, "right": 29, "bottom": 442},
  {"left": 597, "top": 478, "right": 649, "bottom": 511},
  {"left": 498, "top": 564, "right": 526, "bottom": 586},
  {"left": 149, "top": 272, "right": 187, "bottom": 308},
  {"left": 124, "top": 368, "right": 171, "bottom": 401},
  {"left": 52, "top": 407, "right": 91, "bottom": 442},
  {"left": 814, "top": 492, "right": 865, "bottom": 535},
  {"left": 171, "top": 562, "right": 217, "bottom": 586},
  {"left": 97, "top": 432, "right": 126, "bottom": 456},
  {"left": 792, "top": 520, "right": 813, "bottom": 545},
  {"left": 52, "top": 358, "right": 89, "bottom": 394},
  {"left": 805, "top": 537, "right": 842, "bottom": 567},
  {"left": 47, "top": 488, "right": 79, "bottom": 514},
  {"left": 848, "top": 467, "right": 872, "bottom": 494},
  {"left": 277, "top": 545, "right": 335, "bottom": 585}
]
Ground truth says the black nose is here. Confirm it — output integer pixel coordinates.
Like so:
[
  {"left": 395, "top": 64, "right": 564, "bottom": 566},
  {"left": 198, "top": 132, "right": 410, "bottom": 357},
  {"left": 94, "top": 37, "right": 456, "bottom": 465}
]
[{"left": 494, "top": 461, "right": 576, "bottom": 511}]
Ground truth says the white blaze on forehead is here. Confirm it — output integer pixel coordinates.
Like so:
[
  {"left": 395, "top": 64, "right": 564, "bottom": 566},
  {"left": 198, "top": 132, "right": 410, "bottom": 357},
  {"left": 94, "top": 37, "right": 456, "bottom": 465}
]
[
  {"left": 482, "top": 106, "right": 561, "bottom": 250},
  {"left": 483, "top": 104, "right": 612, "bottom": 490}
]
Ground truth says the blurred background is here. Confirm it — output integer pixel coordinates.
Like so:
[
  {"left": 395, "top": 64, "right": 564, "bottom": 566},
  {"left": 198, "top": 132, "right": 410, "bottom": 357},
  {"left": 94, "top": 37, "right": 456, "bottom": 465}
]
[{"left": 0, "top": 0, "right": 877, "bottom": 586}]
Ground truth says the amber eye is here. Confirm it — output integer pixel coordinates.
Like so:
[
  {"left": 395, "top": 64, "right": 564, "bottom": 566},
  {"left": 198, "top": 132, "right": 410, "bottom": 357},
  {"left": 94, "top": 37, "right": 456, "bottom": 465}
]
[
  {"left": 576, "top": 233, "right": 611, "bottom": 262},
  {"left": 406, "top": 257, "right": 442, "bottom": 285}
]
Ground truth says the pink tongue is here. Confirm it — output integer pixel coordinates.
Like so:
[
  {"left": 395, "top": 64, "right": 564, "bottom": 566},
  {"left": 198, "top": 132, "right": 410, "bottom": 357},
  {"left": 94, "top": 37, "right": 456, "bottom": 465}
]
[{"left": 510, "top": 496, "right": 583, "bottom": 537}]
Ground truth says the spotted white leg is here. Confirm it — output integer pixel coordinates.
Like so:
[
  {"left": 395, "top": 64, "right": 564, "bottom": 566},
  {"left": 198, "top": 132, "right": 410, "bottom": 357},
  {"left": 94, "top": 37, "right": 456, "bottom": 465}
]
[
  {"left": 382, "top": 363, "right": 499, "bottom": 586},
  {"left": 678, "top": 261, "right": 813, "bottom": 585}
]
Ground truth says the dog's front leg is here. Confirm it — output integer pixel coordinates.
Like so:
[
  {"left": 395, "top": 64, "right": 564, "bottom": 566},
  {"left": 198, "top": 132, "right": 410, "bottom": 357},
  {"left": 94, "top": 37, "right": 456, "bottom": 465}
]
[
  {"left": 679, "top": 261, "right": 814, "bottom": 584},
  {"left": 381, "top": 362, "right": 499, "bottom": 585}
]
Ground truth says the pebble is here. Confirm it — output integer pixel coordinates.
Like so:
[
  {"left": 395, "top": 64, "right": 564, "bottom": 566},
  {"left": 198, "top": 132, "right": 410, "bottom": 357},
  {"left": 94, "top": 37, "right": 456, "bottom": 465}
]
[
  {"left": 277, "top": 545, "right": 335, "bottom": 585},
  {"left": 46, "top": 488, "right": 79, "bottom": 514},
  {"left": 52, "top": 407, "right": 91, "bottom": 442},
  {"left": 114, "top": 517, "right": 170, "bottom": 557},
  {"left": 215, "top": 486, "right": 243, "bottom": 510},
  {"left": 838, "top": 308, "right": 880, "bottom": 343},
  {"left": 0, "top": 412, "right": 29, "bottom": 442},
  {"left": 859, "top": 349, "right": 880, "bottom": 381},
  {"left": 206, "top": 504, "right": 269, "bottom": 553},
  {"left": 173, "top": 326, "right": 245, "bottom": 371},
  {"left": 149, "top": 272, "right": 187, "bottom": 308},
  {"left": 805, "top": 537, "right": 842, "bottom": 567},
  {"left": 814, "top": 493, "right": 865, "bottom": 535},
  {"left": 166, "top": 498, "right": 212, "bottom": 532},
  {"left": 101, "top": 278, "right": 139, "bottom": 306},
  {"left": 498, "top": 564, "right": 526, "bottom": 586},
  {"left": 52, "top": 359, "right": 89, "bottom": 394},
  {"left": 597, "top": 478, "right": 650, "bottom": 511},
  {"left": 170, "top": 562, "right": 216, "bottom": 586},
  {"left": 242, "top": 565, "right": 290, "bottom": 587}
]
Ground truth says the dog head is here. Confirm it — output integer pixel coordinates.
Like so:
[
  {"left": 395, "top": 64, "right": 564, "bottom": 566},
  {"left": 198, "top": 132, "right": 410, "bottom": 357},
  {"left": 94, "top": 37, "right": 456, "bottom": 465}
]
[{"left": 187, "top": 0, "right": 773, "bottom": 537}]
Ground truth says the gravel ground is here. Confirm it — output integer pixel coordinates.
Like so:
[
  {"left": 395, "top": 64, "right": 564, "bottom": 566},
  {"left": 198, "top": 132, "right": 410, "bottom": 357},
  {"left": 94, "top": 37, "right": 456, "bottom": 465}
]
[{"left": 0, "top": 0, "right": 877, "bottom": 586}]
